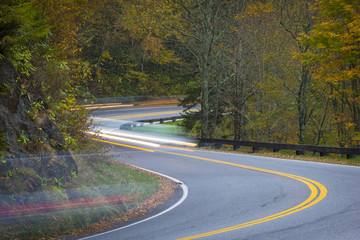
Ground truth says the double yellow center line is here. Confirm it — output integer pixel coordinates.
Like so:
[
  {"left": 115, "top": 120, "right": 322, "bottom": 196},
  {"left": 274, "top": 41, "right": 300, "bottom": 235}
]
[
  {"left": 107, "top": 110, "right": 185, "bottom": 120},
  {"left": 94, "top": 109, "right": 198, "bottom": 121},
  {"left": 92, "top": 138, "right": 327, "bottom": 239},
  {"left": 161, "top": 151, "right": 327, "bottom": 239}
]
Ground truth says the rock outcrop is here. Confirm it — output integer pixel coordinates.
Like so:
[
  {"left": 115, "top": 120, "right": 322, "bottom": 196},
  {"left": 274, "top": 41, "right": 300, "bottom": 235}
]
[{"left": 0, "top": 59, "right": 77, "bottom": 197}]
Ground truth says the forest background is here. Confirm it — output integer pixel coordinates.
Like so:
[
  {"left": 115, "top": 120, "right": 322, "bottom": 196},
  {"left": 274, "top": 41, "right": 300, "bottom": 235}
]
[
  {"left": 1, "top": 0, "right": 360, "bottom": 156},
  {"left": 1, "top": 0, "right": 359, "bottom": 237}
]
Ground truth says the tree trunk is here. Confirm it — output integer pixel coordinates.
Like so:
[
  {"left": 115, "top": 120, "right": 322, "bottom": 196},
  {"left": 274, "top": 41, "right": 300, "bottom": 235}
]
[
  {"left": 201, "top": 63, "right": 210, "bottom": 138},
  {"left": 298, "top": 65, "right": 311, "bottom": 144}
]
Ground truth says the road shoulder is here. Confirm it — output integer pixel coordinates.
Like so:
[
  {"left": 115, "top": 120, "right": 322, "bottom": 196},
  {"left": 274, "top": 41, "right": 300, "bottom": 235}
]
[{"left": 67, "top": 161, "right": 182, "bottom": 240}]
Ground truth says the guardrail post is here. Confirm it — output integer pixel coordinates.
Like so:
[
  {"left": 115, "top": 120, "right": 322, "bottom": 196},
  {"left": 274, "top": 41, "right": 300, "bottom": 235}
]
[
  {"left": 172, "top": 118, "right": 176, "bottom": 122},
  {"left": 214, "top": 143, "right": 222, "bottom": 149},
  {"left": 149, "top": 120, "right": 153, "bottom": 124},
  {"left": 320, "top": 152, "right": 329, "bottom": 157},
  {"left": 346, "top": 154, "right": 355, "bottom": 159},
  {"left": 233, "top": 144, "right": 240, "bottom": 151},
  {"left": 160, "top": 119, "right": 164, "bottom": 124},
  {"left": 252, "top": 146, "right": 260, "bottom": 152},
  {"left": 296, "top": 150, "right": 305, "bottom": 155}
]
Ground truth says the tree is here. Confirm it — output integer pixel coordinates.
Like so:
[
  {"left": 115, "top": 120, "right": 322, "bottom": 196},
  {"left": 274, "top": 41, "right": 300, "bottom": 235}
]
[
  {"left": 79, "top": 0, "right": 186, "bottom": 97},
  {"left": 271, "top": 0, "right": 317, "bottom": 144},
  {"left": 0, "top": 0, "right": 108, "bottom": 152},
  {"left": 300, "top": 0, "right": 360, "bottom": 146},
  {"left": 172, "top": 0, "right": 249, "bottom": 138}
]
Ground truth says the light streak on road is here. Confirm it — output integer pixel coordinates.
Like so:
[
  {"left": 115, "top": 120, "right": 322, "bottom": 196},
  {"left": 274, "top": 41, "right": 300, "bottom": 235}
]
[
  {"left": 98, "top": 130, "right": 198, "bottom": 147},
  {"left": 88, "top": 131, "right": 160, "bottom": 147}
]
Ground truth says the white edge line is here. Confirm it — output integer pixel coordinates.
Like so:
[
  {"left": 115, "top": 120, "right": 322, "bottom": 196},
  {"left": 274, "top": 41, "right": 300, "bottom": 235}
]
[{"left": 78, "top": 165, "right": 188, "bottom": 240}]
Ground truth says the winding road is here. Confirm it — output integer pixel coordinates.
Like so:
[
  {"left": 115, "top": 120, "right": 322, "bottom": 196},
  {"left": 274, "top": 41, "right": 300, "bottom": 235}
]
[{"left": 83, "top": 105, "right": 360, "bottom": 240}]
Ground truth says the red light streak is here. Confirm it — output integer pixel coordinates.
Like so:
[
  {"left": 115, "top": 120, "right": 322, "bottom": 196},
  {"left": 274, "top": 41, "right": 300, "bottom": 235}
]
[{"left": 0, "top": 195, "right": 136, "bottom": 216}]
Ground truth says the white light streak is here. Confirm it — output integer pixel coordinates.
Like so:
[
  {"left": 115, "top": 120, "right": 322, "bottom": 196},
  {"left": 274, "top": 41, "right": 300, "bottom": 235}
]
[
  {"left": 99, "top": 130, "right": 197, "bottom": 147},
  {"left": 88, "top": 131, "right": 160, "bottom": 147}
]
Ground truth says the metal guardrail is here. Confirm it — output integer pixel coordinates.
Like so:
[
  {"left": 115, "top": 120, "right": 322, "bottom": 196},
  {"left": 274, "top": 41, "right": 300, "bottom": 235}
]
[
  {"left": 119, "top": 116, "right": 359, "bottom": 159},
  {"left": 137, "top": 116, "right": 183, "bottom": 124},
  {"left": 199, "top": 138, "right": 360, "bottom": 159},
  {"left": 119, "top": 116, "right": 183, "bottom": 129}
]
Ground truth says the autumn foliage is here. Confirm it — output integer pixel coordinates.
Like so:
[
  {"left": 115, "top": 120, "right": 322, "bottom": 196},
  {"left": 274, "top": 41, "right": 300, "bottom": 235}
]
[
  {"left": 300, "top": 0, "right": 360, "bottom": 146},
  {"left": 1, "top": 0, "right": 359, "bottom": 148}
]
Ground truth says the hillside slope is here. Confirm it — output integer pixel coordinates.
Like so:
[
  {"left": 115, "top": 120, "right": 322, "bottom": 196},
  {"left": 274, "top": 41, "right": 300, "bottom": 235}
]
[{"left": 0, "top": 59, "right": 77, "bottom": 201}]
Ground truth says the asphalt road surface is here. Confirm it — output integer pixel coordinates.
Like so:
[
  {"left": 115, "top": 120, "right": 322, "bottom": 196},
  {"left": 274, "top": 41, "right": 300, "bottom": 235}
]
[{"left": 82, "top": 106, "right": 360, "bottom": 240}]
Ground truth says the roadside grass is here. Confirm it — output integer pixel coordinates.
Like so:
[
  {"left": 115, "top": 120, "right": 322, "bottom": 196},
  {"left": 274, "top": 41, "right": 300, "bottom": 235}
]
[
  {"left": 163, "top": 121, "right": 180, "bottom": 126},
  {"left": 201, "top": 144, "right": 360, "bottom": 167},
  {"left": 0, "top": 154, "right": 161, "bottom": 239},
  {"left": 256, "top": 149, "right": 360, "bottom": 166},
  {"left": 129, "top": 121, "right": 190, "bottom": 137}
]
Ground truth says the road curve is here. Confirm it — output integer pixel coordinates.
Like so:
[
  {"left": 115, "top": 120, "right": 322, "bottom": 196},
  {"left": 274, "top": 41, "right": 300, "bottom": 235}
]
[{"left": 83, "top": 106, "right": 360, "bottom": 240}]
